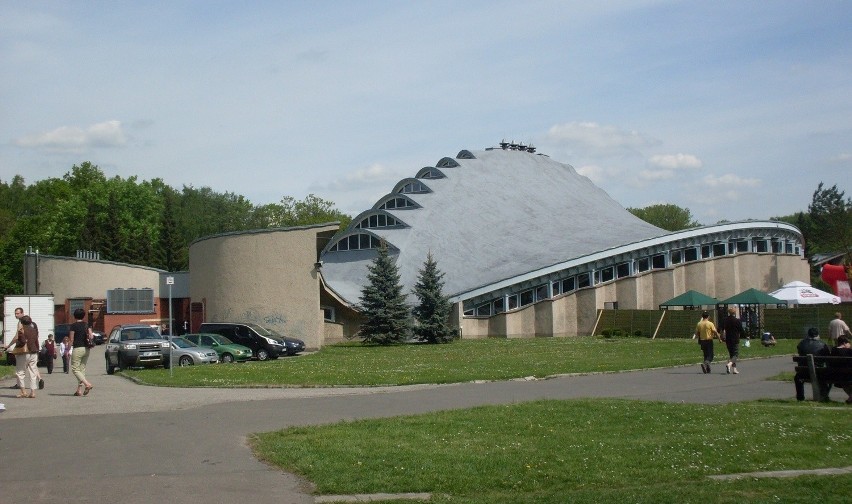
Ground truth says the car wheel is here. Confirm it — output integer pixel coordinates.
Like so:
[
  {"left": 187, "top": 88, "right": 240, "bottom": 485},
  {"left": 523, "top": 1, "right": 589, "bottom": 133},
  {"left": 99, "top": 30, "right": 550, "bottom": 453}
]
[
  {"left": 256, "top": 349, "right": 269, "bottom": 361},
  {"left": 178, "top": 355, "right": 193, "bottom": 367},
  {"left": 106, "top": 356, "right": 116, "bottom": 375},
  {"left": 221, "top": 353, "right": 234, "bottom": 363}
]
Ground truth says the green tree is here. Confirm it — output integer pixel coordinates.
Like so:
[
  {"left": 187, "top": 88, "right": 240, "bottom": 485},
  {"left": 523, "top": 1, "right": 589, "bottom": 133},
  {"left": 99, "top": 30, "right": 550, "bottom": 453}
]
[
  {"left": 156, "top": 187, "right": 186, "bottom": 271},
  {"left": 807, "top": 182, "right": 852, "bottom": 256},
  {"left": 411, "top": 252, "right": 454, "bottom": 344},
  {"left": 358, "top": 243, "right": 411, "bottom": 345},
  {"left": 253, "top": 194, "right": 351, "bottom": 229},
  {"left": 627, "top": 204, "right": 700, "bottom": 231}
]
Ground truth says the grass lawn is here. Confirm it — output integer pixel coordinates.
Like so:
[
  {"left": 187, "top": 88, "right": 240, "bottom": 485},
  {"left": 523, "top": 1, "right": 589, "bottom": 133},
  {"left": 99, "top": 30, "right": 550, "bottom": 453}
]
[
  {"left": 121, "top": 337, "right": 799, "bottom": 387},
  {"left": 251, "top": 398, "right": 852, "bottom": 503}
]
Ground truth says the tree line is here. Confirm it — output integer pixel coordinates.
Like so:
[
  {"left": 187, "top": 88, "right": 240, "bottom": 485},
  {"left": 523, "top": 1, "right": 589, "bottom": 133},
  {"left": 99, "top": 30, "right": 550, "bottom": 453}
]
[{"left": 0, "top": 162, "right": 351, "bottom": 294}]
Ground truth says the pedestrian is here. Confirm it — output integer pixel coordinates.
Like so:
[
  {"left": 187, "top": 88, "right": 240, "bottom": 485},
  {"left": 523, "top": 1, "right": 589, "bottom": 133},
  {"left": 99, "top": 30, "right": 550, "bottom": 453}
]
[
  {"left": 12, "top": 306, "right": 44, "bottom": 390},
  {"left": 794, "top": 327, "right": 831, "bottom": 401},
  {"left": 69, "top": 308, "right": 94, "bottom": 396},
  {"left": 828, "top": 312, "right": 851, "bottom": 344},
  {"left": 43, "top": 333, "right": 57, "bottom": 374},
  {"left": 59, "top": 335, "right": 72, "bottom": 373},
  {"left": 829, "top": 335, "right": 852, "bottom": 404},
  {"left": 695, "top": 310, "right": 719, "bottom": 374},
  {"left": 720, "top": 307, "right": 742, "bottom": 374},
  {"left": 12, "top": 315, "right": 40, "bottom": 398}
]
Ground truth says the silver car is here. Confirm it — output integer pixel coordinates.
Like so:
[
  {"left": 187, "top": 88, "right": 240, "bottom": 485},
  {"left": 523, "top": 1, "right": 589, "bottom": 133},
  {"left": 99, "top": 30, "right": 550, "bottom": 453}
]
[{"left": 168, "top": 337, "right": 219, "bottom": 366}]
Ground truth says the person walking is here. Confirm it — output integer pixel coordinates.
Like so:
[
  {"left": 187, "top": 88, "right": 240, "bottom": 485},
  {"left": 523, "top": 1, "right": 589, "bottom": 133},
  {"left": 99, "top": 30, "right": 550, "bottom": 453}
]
[
  {"left": 695, "top": 310, "right": 719, "bottom": 374},
  {"left": 720, "top": 307, "right": 743, "bottom": 374},
  {"left": 68, "top": 308, "right": 94, "bottom": 396},
  {"left": 12, "top": 315, "right": 40, "bottom": 398},
  {"left": 828, "top": 312, "right": 851, "bottom": 344},
  {"left": 794, "top": 327, "right": 831, "bottom": 401},
  {"left": 59, "top": 335, "right": 72, "bottom": 373},
  {"left": 10, "top": 306, "right": 44, "bottom": 390},
  {"left": 43, "top": 333, "right": 57, "bottom": 374}
]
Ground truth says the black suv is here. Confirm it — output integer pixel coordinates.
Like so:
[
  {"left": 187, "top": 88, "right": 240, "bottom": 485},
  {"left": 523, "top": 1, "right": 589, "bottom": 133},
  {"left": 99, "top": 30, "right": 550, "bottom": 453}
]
[{"left": 197, "top": 322, "right": 305, "bottom": 360}]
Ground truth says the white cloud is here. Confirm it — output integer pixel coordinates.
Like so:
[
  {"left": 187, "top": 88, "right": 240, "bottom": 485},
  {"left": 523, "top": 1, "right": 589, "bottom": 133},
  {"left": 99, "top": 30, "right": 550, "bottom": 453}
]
[
  {"left": 638, "top": 169, "right": 675, "bottom": 181},
  {"left": 546, "top": 122, "right": 657, "bottom": 154},
  {"left": 575, "top": 164, "right": 606, "bottom": 183},
  {"left": 702, "top": 173, "right": 761, "bottom": 188},
  {"left": 15, "top": 120, "right": 127, "bottom": 152},
  {"left": 647, "top": 153, "right": 703, "bottom": 170},
  {"left": 828, "top": 153, "right": 851, "bottom": 163}
]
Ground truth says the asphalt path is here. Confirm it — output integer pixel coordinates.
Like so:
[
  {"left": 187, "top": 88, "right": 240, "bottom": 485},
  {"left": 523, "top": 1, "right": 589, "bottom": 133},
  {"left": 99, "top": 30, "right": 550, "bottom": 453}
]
[{"left": 0, "top": 348, "right": 843, "bottom": 504}]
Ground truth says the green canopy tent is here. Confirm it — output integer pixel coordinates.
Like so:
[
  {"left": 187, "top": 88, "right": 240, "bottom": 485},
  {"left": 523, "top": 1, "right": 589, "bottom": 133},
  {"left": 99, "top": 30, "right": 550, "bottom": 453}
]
[
  {"left": 718, "top": 288, "right": 785, "bottom": 339},
  {"left": 659, "top": 290, "right": 719, "bottom": 310}
]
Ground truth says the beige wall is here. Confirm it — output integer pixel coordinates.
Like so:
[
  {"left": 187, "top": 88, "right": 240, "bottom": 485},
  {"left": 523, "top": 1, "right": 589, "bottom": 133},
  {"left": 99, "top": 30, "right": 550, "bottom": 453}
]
[
  {"left": 189, "top": 224, "right": 338, "bottom": 350},
  {"left": 33, "top": 256, "right": 162, "bottom": 301},
  {"left": 458, "top": 252, "right": 809, "bottom": 338}
]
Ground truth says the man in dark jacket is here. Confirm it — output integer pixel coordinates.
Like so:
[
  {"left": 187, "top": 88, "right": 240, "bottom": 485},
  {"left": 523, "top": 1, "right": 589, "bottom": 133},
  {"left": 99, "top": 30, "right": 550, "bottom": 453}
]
[
  {"left": 720, "top": 307, "right": 742, "bottom": 374},
  {"left": 795, "top": 327, "right": 830, "bottom": 401}
]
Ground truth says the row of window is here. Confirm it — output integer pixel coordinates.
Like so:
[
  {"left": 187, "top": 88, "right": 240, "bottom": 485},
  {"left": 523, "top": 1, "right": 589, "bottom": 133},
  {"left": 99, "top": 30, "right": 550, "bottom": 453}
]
[
  {"left": 464, "top": 238, "right": 800, "bottom": 317},
  {"left": 354, "top": 213, "right": 403, "bottom": 229},
  {"left": 378, "top": 197, "right": 417, "bottom": 210},
  {"left": 106, "top": 288, "right": 155, "bottom": 314},
  {"left": 327, "top": 233, "right": 385, "bottom": 252},
  {"left": 397, "top": 181, "right": 429, "bottom": 194}
]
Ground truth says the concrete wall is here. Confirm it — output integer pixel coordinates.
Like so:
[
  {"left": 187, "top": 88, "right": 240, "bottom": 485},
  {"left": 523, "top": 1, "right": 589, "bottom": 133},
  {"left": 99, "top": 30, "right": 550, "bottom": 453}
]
[
  {"left": 29, "top": 255, "right": 162, "bottom": 301},
  {"left": 458, "top": 252, "right": 809, "bottom": 338},
  {"left": 189, "top": 224, "right": 338, "bottom": 350}
]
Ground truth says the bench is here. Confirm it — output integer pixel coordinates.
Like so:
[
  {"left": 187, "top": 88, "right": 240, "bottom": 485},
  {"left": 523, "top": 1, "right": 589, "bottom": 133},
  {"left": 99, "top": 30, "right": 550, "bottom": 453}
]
[{"left": 792, "top": 355, "right": 852, "bottom": 401}]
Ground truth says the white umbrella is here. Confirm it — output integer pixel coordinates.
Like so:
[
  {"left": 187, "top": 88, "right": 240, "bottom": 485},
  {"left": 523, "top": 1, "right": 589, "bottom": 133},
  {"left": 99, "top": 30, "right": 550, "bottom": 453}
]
[{"left": 769, "top": 280, "right": 841, "bottom": 305}]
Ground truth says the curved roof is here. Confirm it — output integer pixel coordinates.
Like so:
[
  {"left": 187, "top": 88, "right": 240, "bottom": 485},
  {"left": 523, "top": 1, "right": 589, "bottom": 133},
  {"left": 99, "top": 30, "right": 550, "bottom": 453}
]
[{"left": 320, "top": 147, "right": 668, "bottom": 305}]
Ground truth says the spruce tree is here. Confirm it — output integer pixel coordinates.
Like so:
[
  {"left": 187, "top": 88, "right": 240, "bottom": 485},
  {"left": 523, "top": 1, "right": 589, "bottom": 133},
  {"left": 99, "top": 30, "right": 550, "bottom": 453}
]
[
  {"left": 358, "top": 243, "right": 411, "bottom": 344},
  {"left": 412, "top": 252, "right": 454, "bottom": 343}
]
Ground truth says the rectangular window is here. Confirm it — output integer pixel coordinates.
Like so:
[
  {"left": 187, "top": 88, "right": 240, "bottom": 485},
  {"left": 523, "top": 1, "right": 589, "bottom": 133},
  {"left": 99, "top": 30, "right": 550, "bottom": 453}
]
[
  {"left": 475, "top": 304, "right": 491, "bottom": 316},
  {"left": 577, "top": 273, "right": 591, "bottom": 289},
  {"left": 349, "top": 235, "right": 359, "bottom": 250},
  {"left": 600, "top": 267, "right": 615, "bottom": 283},
  {"left": 616, "top": 262, "right": 631, "bottom": 278},
  {"left": 520, "top": 290, "right": 534, "bottom": 306},
  {"left": 551, "top": 281, "right": 562, "bottom": 296},
  {"left": 712, "top": 243, "right": 726, "bottom": 257},
  {"left": 671, "top": 250, "right": 683, "bottom": 264},
  {"left": 493, "top": 298, "right": 505, "bottom": 313},
  {"left": 755, "top": 240, "right": 768, "bottom": 253},
  {"left": 563, "top": 277, "right": 576, "bottom": 292},
  {"left": 322, "top": 306, "right": 336, "bottom": 322},
  {"left": 637, "top": 257, "right": 650, "bottom": 272},
  {"left": 369, "top": 215, "right": 378, "bottom": 227},
  {"left": 701, "top": 245, "right": 711, "bottom": 259},
  {"left": 772, "top": 240, "right": 782, "bottom": 253},
  {"left": 106, "top": 288, "right": 155, "bottom": 314},
  {"left": 463, "top": 308, "right": 474, "bottom": 316},
  {"left": 728, "top": 242, "right": 736, "bottom": 254},
  {"left": 337, "top": 239, "right": 349, "bottom": 251},
  {"left": 785, "top": 243, "right": 793, "bottom": 254},
  {"left": 652, "top": 254, "right": 666, "bottom": 269},
  {"left": 535, "top": 285, "right": 548, "bottom": 301},
  {"left": 736, "top": 240, "right": 749, "bottom": 253},
  {"left": 684, "top": 248, "right": 698, "bottom": 262},
  {"left": 507, "top": 295, "right": 519, "bottom": 310}
]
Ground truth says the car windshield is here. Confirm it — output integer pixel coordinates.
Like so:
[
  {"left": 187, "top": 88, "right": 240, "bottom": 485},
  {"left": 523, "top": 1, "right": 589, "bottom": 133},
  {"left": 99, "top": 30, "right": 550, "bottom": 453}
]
[
  {"left": 171, "top": 337, "right": 195, "bottom": 349},
  {"left": 246, "top": 323, "right": 284, "bottom": 339},
  {"left": 121, "top": 328, "right": 161, "bottom": 341},
  {"left": 211, "top": 334, "right": 234, "bottom": 345}
]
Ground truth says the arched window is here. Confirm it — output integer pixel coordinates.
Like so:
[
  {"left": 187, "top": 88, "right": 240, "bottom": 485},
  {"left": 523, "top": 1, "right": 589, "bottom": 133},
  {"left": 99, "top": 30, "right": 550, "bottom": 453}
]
[
  {"left": 354, "top": 213, "right": 405, "bottom": 229},
  {"left": 416, "top": 167, "right": 446, "bottom": 179},
  {"left": 436, "top": 157, "right": 459, "bottom": 168},
  {"left": 327, "top": 233, "right": 387, "bottom": 252},
  {"left": 456, "top": 150, "right": 476, "bottom": 159},
  {"left": 377, "top": 196, "right": 419, "bottom": 210},
  {"left": 396, "top": 181, "right": 430, "bottom": 194}
]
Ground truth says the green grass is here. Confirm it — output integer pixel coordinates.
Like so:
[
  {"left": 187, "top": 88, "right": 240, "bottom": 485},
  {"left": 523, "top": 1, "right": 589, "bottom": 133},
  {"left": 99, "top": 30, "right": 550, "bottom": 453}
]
[
  {"left": 251, "top": 398, "right": 852, "bottom": 503},
  {"left": 121, "top": 337, "right": 799, "bottom": 387}
]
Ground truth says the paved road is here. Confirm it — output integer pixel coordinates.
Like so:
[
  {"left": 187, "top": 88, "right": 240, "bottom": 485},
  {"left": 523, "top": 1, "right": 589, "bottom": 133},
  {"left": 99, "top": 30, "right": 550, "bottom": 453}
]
[{"left": 0, "top": 349, "right": 842, "bottom": 504}]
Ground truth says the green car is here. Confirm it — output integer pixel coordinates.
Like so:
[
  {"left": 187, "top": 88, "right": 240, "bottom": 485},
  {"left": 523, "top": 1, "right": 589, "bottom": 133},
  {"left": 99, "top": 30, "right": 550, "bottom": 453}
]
[{"left": 182, "top": 333, "right": 253, "bottom": 363}]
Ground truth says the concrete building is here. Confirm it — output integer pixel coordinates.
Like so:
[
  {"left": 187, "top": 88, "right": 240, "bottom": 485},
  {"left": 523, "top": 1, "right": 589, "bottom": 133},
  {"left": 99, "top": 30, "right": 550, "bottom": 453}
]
[{"left": 21, "top": 143, "right": 810, "bottom": 348}]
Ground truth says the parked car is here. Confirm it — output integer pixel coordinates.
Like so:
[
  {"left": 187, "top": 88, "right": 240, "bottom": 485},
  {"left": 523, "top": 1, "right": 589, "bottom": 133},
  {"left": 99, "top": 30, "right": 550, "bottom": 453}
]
[
  {"left": 182, "top": 333, "right": 252, "bottom": 363},
  {"left": 168, "top": 337, "right": 219, "bottom": 366},
  {"left": 198, "top": 322, "right": 305, "bottom": 360},
  {"left": 104, "top": 324, "right": 171, "bottom": 374}
]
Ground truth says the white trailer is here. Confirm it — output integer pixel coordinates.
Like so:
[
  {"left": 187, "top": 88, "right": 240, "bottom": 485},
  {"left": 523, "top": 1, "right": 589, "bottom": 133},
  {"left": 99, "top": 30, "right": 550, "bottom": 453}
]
[{"left": 2, "top": 295, "right": 55, "bottom": 347}]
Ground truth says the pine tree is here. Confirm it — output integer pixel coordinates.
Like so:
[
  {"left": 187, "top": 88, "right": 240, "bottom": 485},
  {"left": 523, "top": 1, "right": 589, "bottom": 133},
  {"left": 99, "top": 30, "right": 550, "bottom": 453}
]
[
  {"left": 358, "top": 243, "right": 411, "bottom": 345},
  {"left": 412, "top": 252, "right": 454, "bottom": 344}
]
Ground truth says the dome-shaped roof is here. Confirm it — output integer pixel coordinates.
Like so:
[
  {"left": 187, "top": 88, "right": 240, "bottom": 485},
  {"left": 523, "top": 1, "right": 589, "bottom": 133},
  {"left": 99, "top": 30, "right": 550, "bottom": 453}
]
[{"left": 320, "top": 147, "right": 667, "bottom": 305}]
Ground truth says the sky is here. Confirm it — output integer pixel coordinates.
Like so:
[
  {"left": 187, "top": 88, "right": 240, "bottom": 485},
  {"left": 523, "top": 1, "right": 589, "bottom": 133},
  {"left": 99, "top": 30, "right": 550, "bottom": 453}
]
[{"left": 1, "top": 1, "right": 850, "bottom": 224}]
